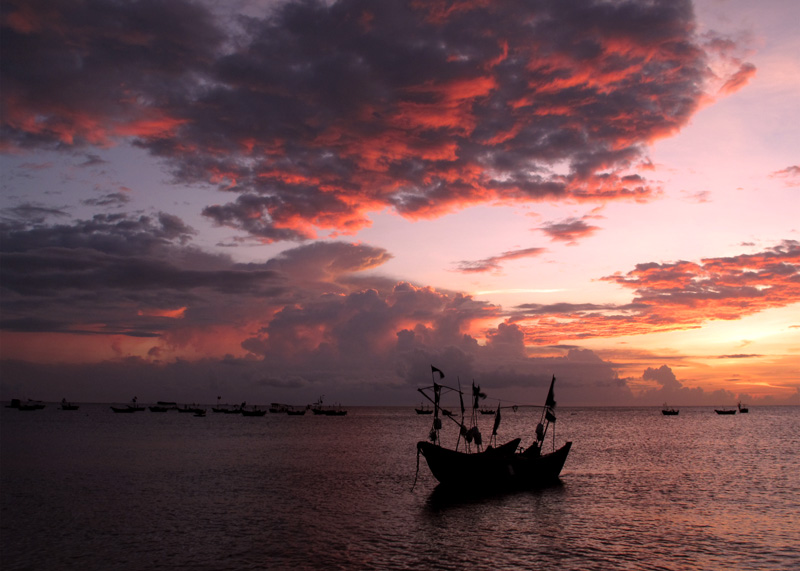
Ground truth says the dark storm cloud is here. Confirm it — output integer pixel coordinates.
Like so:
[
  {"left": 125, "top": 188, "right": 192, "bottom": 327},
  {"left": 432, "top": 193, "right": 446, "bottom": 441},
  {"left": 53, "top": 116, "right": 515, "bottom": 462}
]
[
  {"left": 1, "top": 0, "right": 745, "bottom": 241},
  {"left": 0, "top": 213, "right": 286, "bottom": 335}
]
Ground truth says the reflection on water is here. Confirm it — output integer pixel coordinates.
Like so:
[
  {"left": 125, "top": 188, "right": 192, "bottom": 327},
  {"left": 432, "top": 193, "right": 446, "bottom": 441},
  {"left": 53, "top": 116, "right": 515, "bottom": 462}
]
[{"left": 1, "top": 405, "right": 798, "bottom": 570}]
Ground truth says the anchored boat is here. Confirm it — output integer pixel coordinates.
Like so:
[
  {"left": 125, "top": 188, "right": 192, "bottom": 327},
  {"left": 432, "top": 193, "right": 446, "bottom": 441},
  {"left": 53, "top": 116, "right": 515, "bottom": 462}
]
[{"left": 415, "top": 367, "right": 571, "bottom": 490}]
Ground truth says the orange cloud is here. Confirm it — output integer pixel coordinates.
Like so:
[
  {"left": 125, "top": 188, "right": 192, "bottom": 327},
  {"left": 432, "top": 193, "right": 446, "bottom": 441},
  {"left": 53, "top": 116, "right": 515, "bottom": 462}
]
[
  {"left": 510, "top": 241, "right": 800, "bottom": 345},
  {"left": 717, "top": 62, "right": 757, "bottom": 96},
  {"left": 138, "top": 307, "right": 187, "bottom": 319}
]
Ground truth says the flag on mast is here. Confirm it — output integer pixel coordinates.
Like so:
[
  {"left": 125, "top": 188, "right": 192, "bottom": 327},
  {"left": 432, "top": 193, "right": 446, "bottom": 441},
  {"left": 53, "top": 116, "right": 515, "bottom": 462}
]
[
  {"left": 545, "top": 375, "right": 557, "bottom": 422},
  {"left": 431, "top": 365, "right": 445, "bottom": 379},
  {"left": 492, "top": 402, "right": 502, "bottom": 435}
]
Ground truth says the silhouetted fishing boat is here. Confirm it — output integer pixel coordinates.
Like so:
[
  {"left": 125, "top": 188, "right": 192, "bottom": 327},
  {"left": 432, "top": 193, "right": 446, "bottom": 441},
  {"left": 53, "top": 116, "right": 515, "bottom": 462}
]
[
  {"left": 415, "top": 404, "right": 433, "bottom": 415},
  {"left": 286, "top": 407, "right": 306, "bottom": 416},
  {"left": 715, "top": 409, "right": 736, "bottom": 415},
  {"left": 60, "top": 399, "right": 79, "bottom": 411},
  {"left": 479, "top": 408, "right": 496, "bottom": 415},
  {"left": 738, "top": 402, "right": 749, "bottom": 413},
  {"left": 661, "top": 403, "right": 679, "bottom": 415},
  {"left": 415, "top": 367, "right": 571, "bottom": 490}
]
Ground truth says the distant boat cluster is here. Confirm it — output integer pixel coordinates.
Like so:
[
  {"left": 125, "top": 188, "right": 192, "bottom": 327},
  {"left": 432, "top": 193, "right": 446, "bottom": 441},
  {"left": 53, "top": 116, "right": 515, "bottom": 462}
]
[
  {"left": 5, "top": 395, "right": 348, "bottom": 417},
  {"left": 660, "top": 402, "right": 750, "bottom": 416}
]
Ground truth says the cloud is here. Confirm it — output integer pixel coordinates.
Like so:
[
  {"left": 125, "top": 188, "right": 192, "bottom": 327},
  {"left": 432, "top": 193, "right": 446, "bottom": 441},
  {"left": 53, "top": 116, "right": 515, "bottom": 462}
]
[
  {"left": 78, "top": 154, "right": 108, "bottom": 168},
  {"left": 1, "top": 203, "right": 69, "bottom": 225},
  {"left": 454, "top": 247, "right": 546, "bottom": 273},
  {"left": 2, "top": 214, "right": 797, "bottom": 404},
  {"left": 770, "top": 165, "right": 800, "bottom": 187},
  {"left": 630, "top": 364, "right": 741, "bottom": 405},
  {"left": 1, "top": 0, "right": 753, "bottom": 241},
  {"left": 510, "top": 240, "right": 800, "bottom": 344},
  {"left": 81, "top": 192, "right": 131, "bottom": 208},
  {"left": 0, "top": 213, "right": 632, "bottom": 403},
  {"left": 539, "top": 217, "right": 600, "bottom": 244},
  {"left": 717, "top": 62, "right": 756, "bottom": 95},
  {"left": 642, "top": 364, "right": 681, "bottom": 390}
]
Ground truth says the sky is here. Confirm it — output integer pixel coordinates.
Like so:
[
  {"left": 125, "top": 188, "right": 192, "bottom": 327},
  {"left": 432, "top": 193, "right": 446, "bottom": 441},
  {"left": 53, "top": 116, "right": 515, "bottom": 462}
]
[{"left": 1, "top": 0, "right": 798, "bottom": 407}]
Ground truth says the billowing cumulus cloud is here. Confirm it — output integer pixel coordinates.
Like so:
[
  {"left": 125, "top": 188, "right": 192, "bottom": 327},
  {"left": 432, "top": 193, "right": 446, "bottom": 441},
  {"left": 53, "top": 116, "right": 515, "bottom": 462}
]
[
  {"left": 1, "top": 0, "right": 752, "bottom": 241},
  {"left": 0, "top": 212, "right": 632, "bottom": 403},
  {"left": 2, "top": 212, "right": 797, "bottom": 404}
]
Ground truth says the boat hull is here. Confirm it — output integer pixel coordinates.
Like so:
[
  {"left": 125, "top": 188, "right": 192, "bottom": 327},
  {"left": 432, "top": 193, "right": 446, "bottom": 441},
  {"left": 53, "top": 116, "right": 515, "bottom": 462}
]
[{"left": 417, "top": 439, "right": 572, "bottom": 489}]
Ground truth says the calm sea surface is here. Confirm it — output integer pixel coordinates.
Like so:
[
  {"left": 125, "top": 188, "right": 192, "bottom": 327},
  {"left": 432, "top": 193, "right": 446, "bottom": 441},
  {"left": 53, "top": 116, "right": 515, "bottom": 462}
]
[{"left": 1, "top": 404, "right": 798, "bottom": 570}]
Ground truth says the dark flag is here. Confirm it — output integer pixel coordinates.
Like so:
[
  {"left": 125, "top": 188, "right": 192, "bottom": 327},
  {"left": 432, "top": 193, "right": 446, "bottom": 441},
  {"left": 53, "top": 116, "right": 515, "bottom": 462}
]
[
  {"left": 472, "top": 382, "right": 486, "bottom": 409},
  {"left": 546, "top": 375, "right": 556, "bottom": 409},
  {"left": 492, "top": 403, "right": 502, "bottom": 435},
  {"left": 545, "top": 375, "right": 557, "bottom": 422},
  {"left": 431, "top": 365, "right": 445, "bottom": 379}
]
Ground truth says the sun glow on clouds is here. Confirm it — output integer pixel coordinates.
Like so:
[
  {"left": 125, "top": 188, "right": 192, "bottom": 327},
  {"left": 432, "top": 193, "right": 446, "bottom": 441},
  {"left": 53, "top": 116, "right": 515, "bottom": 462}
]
[{"left": 1, "top": 0, "right": 798, "bottom": 404}]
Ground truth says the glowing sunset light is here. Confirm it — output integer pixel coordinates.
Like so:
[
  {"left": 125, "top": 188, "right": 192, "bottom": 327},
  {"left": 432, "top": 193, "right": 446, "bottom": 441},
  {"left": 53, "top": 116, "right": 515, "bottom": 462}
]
[{"left": 1, "top": 0, "right": 798, "bottom": 406}]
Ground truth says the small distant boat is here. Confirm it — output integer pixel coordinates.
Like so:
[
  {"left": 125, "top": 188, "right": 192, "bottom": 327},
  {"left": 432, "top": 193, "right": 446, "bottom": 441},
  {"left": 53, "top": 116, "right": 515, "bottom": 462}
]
[
  {"left": 311, "top": 396, "right": 348, "bottom": 416},
  {"left": 211, "top": 396, "right": 231, "bottom": 413},
  {"left": 286, "top": 408, "right": 306, "bottom": 416},
  {"left": 60, "top": 399, "right": 80, "bottom": 411},
  {"left": 111, "top": 397, "right": 145, "bottom": 413},
  {"left": 738, "top": 402, "right": 749, "bottom": 413},
  {"left": 241, "top": 406, "right": 267, "bottom": 417},
  {"left": 177, "top": 404, "right": 205, "bottom": 414},
  {"left": 18, "top": 401, "right": 46, "bottom": 411},
  {"left": 715, "top": 409, "right": 737, "bottom": 415},
  {"left": 269, "top": 403, "right": 290, "bottom": 413},
  {"left": 193, "top": 409, "right": 206, "bottom": 417},
  {"left": 479, "top": 408, "right": 496, "bottom": 415},
  {"left": 148, "top": 405, "right": 170, "bottom": 412},
  {"left": 323, "top": 408, "right": 347, "bottom": 416},
  {"left": 110, "top": 405, "right": 139, "bottom": 413},
  {"left": 213, "top": 399, "right": 245, "bottom": 414},
  {"left": 415, "top": 404, "right": 433, "bottom": 415},
  {"left": 415, "top": 369, "right": 571, "bottom": 490},
  {"left": 661, "top": 403, "right": 679, "bottom": 416}
]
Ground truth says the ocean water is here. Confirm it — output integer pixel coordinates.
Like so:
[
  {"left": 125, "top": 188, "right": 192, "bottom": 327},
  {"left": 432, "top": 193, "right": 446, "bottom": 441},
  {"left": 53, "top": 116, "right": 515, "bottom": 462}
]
[{"left": 1, "top": 404, "right": 798, "bottom": 570}]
